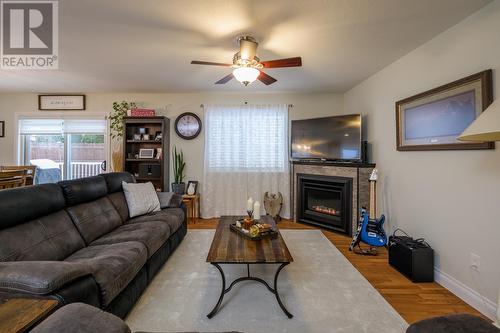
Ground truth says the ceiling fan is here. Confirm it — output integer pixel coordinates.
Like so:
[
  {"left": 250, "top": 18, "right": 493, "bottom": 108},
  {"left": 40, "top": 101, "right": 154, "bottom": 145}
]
[{"left": 191, "top": 36, "right": 302, "bottom": 86}]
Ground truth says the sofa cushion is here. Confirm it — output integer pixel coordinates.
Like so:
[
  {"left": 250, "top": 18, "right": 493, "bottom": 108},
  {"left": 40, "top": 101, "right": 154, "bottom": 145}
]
[
  {"left": 66, "top": 197, "right": 123, "bottom": 244},
  {"left": 65, "top": 241, "right": 147, "bottom": 306},
  {"left": 0, "top": 183, "right": 66, "bottom": 229},
  {"left": 0, "top": 210, "right": 85, "bottom": 262},
  {"left": 59, "top": 176, "right": 108, "bottom": 206},
  {"left": 31, "top": 302, "right": 131, "bottom": 333},
  {"left": 157, "top": 192, "right": 183, "bottom": 209},
  {"left": 90, "top": 222, "right": 170, "bottom": 258},
  {"left": 127, "top": 208, "right": 185, "bottom": 235},
  {"left": 100, "top": 172, "right": 135, "bottom": 194},
  {"left": 107, "top": 192, "right": 130, "bottom": 222},
  {"left": 122, "top": 181, "right": 161, "bottom": 218},
  {"left": 406, "top": 314, "right": 500, "bottom": 333}
]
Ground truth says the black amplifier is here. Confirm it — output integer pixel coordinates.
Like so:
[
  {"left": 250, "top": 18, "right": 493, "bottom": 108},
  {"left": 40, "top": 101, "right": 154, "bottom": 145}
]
[{"left": 388, "top": 234, "right": 434, "bottom": 282}]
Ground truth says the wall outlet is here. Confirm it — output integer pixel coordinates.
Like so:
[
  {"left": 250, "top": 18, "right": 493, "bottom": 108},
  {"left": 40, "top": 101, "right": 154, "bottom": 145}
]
[{"left": 470, "top": 253, "right": 480, "bottom": 272}]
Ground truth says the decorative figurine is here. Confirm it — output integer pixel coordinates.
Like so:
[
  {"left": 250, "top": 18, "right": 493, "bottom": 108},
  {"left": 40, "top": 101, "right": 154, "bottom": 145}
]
[{"left": 264, "top": 192, "right": 283, "bottom": 221}]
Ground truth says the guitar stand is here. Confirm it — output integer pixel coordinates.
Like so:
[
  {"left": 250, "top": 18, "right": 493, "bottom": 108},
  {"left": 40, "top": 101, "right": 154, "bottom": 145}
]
[{"left": 352, "top": 244, "right": 379, "bottom": 256}]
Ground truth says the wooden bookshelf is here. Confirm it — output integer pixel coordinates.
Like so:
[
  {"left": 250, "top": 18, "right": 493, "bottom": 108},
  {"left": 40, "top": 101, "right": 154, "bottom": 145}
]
[{"left": 123, "top": 116, "right": 170, "bottom": 191}]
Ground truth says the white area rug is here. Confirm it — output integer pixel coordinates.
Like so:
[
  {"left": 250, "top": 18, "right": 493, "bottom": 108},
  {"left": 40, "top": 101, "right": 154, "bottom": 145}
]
[{"left": 126, "top": 230, "right": 408, "bottom": 333}]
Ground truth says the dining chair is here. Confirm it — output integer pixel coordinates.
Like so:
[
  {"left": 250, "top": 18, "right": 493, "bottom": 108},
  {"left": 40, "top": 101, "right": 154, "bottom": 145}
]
[
  {"left": 0, "top": 170, "right": 28, "bottom": 189},
  {"left": 1, "top": 165, "right": 36, "bottom": 185}
]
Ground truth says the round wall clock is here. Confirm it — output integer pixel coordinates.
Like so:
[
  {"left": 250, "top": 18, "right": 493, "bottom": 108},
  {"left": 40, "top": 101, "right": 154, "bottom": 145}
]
[{"left": 174, "top": 112, "right": 202, "bottom": 140}]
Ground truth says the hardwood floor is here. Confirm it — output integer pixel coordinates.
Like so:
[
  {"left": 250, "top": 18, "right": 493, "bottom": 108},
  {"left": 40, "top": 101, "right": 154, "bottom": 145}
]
[{"left": 188, "top": 218, "right": 486, "bottom": 324}]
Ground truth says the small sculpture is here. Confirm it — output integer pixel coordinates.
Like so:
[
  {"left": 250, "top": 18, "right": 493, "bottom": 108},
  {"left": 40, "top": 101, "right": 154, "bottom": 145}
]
[
  {"left": 186, "top": 182, "right": 196, "bottom": 195},
  {"left": 263, "top": 191, "right": 283, "bottom": 222}
]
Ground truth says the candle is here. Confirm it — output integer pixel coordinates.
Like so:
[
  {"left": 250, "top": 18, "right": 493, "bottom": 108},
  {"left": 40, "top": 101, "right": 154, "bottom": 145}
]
[
  {"left": 246, "top": 197, "right": 254, "bottom": 212},
  {"left": 253, "top": 201, "right": 261, "bottom": 220}
]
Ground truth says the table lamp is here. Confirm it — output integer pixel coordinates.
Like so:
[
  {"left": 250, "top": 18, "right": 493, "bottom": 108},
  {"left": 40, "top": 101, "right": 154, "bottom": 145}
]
[{"left": 458, "top": 98, "right": 500, "bottom": 327}]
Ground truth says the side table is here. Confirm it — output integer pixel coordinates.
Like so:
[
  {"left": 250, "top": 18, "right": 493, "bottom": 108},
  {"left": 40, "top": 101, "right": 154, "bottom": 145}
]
[
  {"left": 0, "top": 298, "right": 59, "bottom": 333},
  {"left": 182, "top": 193, "right": 200, "bottom": 224}
]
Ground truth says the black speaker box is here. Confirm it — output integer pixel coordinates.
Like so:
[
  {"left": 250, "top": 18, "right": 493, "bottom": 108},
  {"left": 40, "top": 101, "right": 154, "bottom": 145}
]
[
  {"left": 139, "top": 164, "right": 161, "bottom": 178},
  {"left": 388, "top": 236, "right": 434, "bottom": 282},
  {"left": 361, "top": 140, "right": 368, "bottom": 163}
]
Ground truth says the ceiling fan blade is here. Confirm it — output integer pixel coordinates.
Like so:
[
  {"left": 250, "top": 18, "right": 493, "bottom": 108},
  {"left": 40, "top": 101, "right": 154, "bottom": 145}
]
[
  {"left": 191, "top": 60, "right": 232, "bottom": 67},
  {"left": 258, "top": 71, "right": 277, "bottom": 85},
  {"left": 215, "top": 73, "right": 234, "bottom": 84},
  {"left": 261, "top": 57, "right": 302, "bottom": 68}
]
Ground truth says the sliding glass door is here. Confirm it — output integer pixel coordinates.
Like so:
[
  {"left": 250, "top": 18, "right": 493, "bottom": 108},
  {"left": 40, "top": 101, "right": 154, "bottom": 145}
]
[
  {"left": 19, "top": 118, "right": 107, "bottom": 183},
  {"left": 67, "top": 133, "right": 106, "bottom": 180}
]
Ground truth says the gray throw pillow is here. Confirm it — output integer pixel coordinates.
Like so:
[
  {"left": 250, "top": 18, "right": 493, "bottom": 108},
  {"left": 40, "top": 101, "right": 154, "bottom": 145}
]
[{"left": 122, "top": 181, "right": 161, "bottom": 218}]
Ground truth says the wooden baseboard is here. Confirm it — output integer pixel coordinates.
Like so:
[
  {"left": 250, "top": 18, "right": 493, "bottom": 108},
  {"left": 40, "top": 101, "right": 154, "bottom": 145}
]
[{"left": 434, "top": 267, "right": 497, "bottom": 320}]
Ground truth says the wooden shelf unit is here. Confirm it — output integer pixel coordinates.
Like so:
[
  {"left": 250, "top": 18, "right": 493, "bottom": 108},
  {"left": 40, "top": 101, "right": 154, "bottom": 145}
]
[{"left": 123, "top": 116, "right": 170, "bottom": 191}]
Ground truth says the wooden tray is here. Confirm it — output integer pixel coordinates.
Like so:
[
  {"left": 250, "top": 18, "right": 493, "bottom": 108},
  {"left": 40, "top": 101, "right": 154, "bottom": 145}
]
[{"left": 230, "top": 222, "right": 278, "bottom": 240}]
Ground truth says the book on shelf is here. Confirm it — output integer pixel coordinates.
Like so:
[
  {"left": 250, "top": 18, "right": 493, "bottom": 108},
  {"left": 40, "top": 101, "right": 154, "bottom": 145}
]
[{"left": 127, "top": 108, "right": 156, "bottom": 117}]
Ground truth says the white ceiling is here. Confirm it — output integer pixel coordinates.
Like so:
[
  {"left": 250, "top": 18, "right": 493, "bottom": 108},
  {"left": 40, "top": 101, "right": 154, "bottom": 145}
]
[{"left": 0, "top": 0, "right": 492, "bottom": 93}]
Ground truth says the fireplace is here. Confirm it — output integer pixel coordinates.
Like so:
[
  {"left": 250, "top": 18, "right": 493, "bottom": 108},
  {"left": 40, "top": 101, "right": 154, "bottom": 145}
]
[{"left": 297, "top": 173, "right": 353, "bottom": 235}]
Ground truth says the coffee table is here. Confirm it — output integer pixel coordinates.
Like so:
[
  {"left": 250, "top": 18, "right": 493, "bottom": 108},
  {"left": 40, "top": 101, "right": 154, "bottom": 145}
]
[{"left": 206, "top": 215, "right": 294, "bottom": 318}]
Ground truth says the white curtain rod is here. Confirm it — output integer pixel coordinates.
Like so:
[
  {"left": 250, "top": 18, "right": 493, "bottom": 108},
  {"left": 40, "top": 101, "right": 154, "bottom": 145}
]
[{"left": 200, "top": 103, "right": 293, "bottom": 108}]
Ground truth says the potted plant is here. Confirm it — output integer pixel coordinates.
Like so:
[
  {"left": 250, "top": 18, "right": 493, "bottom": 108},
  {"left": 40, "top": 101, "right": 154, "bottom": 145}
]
[{"left": 172, "top": 146, "right": 186, "bottom": 194}]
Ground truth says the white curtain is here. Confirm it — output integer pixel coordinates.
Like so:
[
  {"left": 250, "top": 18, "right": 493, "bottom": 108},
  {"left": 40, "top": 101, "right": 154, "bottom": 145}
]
[{"left": 201, "top": 104, "right": 290, "bottom": 218}]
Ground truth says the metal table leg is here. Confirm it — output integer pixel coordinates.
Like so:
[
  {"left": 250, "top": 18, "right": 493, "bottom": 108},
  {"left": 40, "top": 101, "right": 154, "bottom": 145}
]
[
  {"left": 207, "top": 262, "right": 293, "bottom": 319},
  {"left": 274, "top": 263, "right": 293, "bottom": 318},
  {"left": 207, "top": 263, "right": 226, "bottom": 319}
]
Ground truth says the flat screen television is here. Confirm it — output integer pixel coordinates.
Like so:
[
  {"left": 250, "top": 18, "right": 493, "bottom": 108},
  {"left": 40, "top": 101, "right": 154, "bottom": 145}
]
[{"left": 291, "top": 114, "right": 362, "bottom": 161}]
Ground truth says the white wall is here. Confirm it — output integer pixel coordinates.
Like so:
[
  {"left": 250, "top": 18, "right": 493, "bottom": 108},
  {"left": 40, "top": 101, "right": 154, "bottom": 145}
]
[
  {"left": 344, "top": 0, "right": 500, "bottom": 317},
  {"left": 0, "top": 92, "right": 344, "bottom": 184}
]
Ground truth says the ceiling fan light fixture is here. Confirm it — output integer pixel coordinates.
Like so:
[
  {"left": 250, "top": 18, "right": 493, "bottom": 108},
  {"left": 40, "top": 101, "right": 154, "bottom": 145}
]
[{"left": 232, "top": 67, "right": 260, "bottom": 86}]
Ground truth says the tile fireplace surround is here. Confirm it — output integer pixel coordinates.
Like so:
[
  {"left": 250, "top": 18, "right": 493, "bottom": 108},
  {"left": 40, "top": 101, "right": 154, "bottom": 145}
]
[{"left": 291, "top": 161, "right": 376, "bottom": 235}]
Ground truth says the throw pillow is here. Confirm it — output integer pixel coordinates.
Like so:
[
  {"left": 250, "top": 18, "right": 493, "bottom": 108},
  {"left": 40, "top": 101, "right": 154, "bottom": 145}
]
[{"left": 122, "top": 181, "right": 161, "bottom": 218}]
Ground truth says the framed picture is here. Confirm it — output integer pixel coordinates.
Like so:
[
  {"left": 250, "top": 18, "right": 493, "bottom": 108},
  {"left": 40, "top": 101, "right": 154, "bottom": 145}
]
[
  {"left": 138, "top": 149, "right": 155, "bottom": 159},
  {"left": 0, "top": 121, "right": 4, "bottom": 137},
  {"left": 38, "top": 95, "right": 86, "bottom": 110},
  {"left": 186, "top": 180, "right": 198, "bottom": 195},
  {"left": 396, "top": 70, "right": 494, "bottom": 151}
]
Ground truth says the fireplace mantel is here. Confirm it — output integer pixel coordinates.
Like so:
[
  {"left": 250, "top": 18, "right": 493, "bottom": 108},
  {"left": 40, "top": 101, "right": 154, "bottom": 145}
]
[
  {"left": 291, "top": 160, "right": 376, "bottom": 168},
  {"left": 290, "top": 161, "right": 375, "bottom": 235}
]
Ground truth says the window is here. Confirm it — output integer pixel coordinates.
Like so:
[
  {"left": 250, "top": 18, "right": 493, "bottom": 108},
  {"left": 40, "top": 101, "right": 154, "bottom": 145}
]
[
  {"left": 204, "top": 104, "right": 288, "bottom": 172},
  {"left": 201, "top": 104, "right": 290, "bottom": 219},
  {"left": 19, "top": 118, "right": 107, "bottom": 182}
]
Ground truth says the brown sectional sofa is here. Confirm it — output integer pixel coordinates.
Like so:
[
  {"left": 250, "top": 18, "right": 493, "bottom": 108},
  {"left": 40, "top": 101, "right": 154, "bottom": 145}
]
[{"left": 0, "top": 172, "right": 187, "bottom": 318}]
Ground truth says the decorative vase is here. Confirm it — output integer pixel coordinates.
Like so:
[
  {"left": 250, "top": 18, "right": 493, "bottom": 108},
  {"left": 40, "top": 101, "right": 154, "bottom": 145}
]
[
  {"left": 171, "top": 182, "right": 186, "bottom": 195},
  {"left": 186, "top": 182, "right": 196, "bottom": 195},
  {"left": 111, "top": 138, "right": 123, "bottom": 172},
  {"left": 243, "top": 217, "right": 254, "bottom": 230}
]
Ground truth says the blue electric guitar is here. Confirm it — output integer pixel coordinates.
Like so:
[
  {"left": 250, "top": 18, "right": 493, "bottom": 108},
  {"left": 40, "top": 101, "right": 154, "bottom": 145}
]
[{"left": 349, "top": 169, "right": 387, "bottom": 255}]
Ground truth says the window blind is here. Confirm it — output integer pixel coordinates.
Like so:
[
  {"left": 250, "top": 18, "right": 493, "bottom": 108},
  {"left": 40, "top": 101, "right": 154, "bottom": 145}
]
[
  {"left": 19, "top": 119, "right": 64, "bottom": 134},
  {"left": 64, "top": 119, "right": 107, "bottom": 134},
  {"left": 19, "top": 119, "right": 106, "bottom": 135}
]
